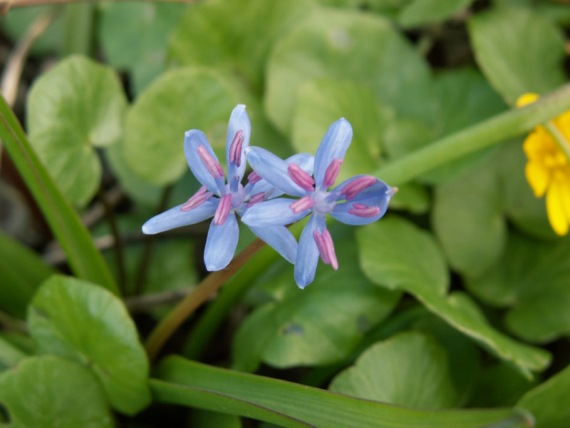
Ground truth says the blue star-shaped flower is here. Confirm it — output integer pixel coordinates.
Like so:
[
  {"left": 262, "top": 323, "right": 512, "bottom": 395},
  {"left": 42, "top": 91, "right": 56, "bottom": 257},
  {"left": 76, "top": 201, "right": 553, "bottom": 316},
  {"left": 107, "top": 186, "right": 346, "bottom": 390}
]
[
  {"left": 142, "top": 105, "right": 306, "bottom": 271},
  {"left": 242, "top": 118, "right": 395, "bottom": 288}
]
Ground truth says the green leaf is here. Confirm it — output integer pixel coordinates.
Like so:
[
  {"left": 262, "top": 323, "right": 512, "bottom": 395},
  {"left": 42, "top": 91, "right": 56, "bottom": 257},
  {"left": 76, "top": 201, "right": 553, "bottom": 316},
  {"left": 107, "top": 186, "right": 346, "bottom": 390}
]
[
  {"left": 469, "top": 6, "right": 566, "bottom": 104},
  {"left": 0, "top": 356, "right": 113, "bottom": 428},
  {"left": 357, "top": 216, "right": 449, "bottom": 294},
  {"left": 232, "top": 229, "right": 400, "bottom": 371},
  {"left": 330, "top": 331, "right": 457, "bottom": 409},
  {"left": 153, "top": 356, "right": 532, "bottom": 428},
  {"left": 357, "top": 217, "right": 551, "bottom": 378},
  {"left": 0, "top": 95, "right": 118, "bottom": 294},
  {"left": 518, "top": 363, "right": 570, "bottom": 428},
  {"left": 0, "top": 231, "right": 54, "bottom": 318},
  {"left": 469, "top": 362, "right": 535, "bottom": 407},
  {"left": 291, "top": 79, "right": 388, "bottom": 181},
  {"left": 265, "top": 6, "right": 435, "bottom": 133},
  {"left": 169, "top": 0, "right": 314, "bottom": 94},
  {"left": 467, "top": 232, "right": 570, "bottom": 343},
  {"left": 28, "top": 275, "right": 151, "bottom": 414},
  {"left": 432, "top": 156, "right": 507, "bottom": 277},
  {"left": 27, "top": 55, "right": 127, "bottom": 207},
  {"left": 397, "top": 0, "right": 473, "bottom": 28},
  {"left": 0, "top": 336, "right": 27, "bottom": 371},
  {"left": 98, "top": 2, "right": 186, "bottom": 93},
  {"left": 122, "top": 67, "right": 243, "bottom": 185}
]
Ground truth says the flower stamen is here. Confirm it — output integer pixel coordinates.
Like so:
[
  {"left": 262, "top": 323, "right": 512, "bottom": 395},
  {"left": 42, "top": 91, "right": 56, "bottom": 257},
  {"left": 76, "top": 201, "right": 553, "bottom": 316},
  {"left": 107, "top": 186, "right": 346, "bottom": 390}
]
[
  {"left": 313, "top": 229, "right": 338, "bottom": 270},
  {"left": 323, "top": 159, "right": 343, "bottom": 188},
  {"left": 213, "top": 194, "right": 232, "bottom": 225},
  {"left": 290, "top": 196, "right": 315, "bottom": 214},
  {"left": 229, "top": 130, "right": 244, "bottom": 167},
  {"left": 247, "top": 171, "right": 262, "bottom": 184},
  {"left": 197, "top": 145, "right": 224, "bottom": 179},
  {"left": 181, "top": 186, "right": 213, "bottom": 212},
  {"left": 288, "top": 163, "right": 315, "bottom": 192},
  {"left": 246, "top": 192, "right": 268, "bottom": 208},
  {"left": 340, "top": 176, "right": 376, "bottom": 200},
  {"left": 348, "top": 203, "right": 380, "bottom": 217}
]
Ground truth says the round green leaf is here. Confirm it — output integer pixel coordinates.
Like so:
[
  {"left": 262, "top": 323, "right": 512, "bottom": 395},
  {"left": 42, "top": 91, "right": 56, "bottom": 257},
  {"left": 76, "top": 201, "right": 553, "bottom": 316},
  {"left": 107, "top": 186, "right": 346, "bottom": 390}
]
[
  {"left": 122, "top": 67, "right": 242, "bottom": 185},
  {"left": 397, "top": 0, "right": 473, "bottom": 28},
  {"left": 469, "top": 6, "right": 566, "bottom": 104},
  {"left": 0, "top": 356, "right": 113, "bottom": 428},
  {"left": 27, "top": 55, "right": 127, "bottom": 207},
  {"left": 265, "top": 7, "right": 435, "bottom": 134},
  {"left": 28, "top": 275, "right": 151, "bottom": 415},
  {"left": 169, "top": 0, "right": 314, "bottom": 94},
  {"left": 98, "top": 2, "right": 186, "bottom": 93},
  {"left": 356, "top": 216, "right": 448, "bottom": 294},
  {"left": 358, "top": 217, "right": 550, "bottom": 378},
  {"left": 232, "top": 229, "right": 400, "bottom": 371},
  {"left": 330, "top": 331, "right": 457, "bottom": 409},
  {"left": 432, "top": 157, "right": 506, "bottom": 278}
]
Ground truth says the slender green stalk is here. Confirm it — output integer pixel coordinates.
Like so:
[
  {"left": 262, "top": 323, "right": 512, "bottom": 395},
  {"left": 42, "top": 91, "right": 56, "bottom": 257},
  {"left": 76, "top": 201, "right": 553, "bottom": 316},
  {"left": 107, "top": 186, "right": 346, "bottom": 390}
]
[
  {"left": 145, "top": 238, "right": 266, "bottom": 361},
  {"left": 0, "top": 95, "right": 119, "bottom": 294},
  {"left": 97, "top": 188, "right": 126, "bottom": 292},
  {"left": 374, "top": 83, "right": 570, "bottom": 185},
  {"left": 62, "top": 1, "right": 94, "bottom": 56}
]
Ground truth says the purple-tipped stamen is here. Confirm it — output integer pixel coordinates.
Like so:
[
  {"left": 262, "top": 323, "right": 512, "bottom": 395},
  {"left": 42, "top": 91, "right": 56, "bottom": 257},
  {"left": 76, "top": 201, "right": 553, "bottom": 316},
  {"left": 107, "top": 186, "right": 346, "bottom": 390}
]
[
  {"left": 290, "top": 196, "right": 315, "bottom": 214},
  {"left": 213, "top": 194, "right": 232, "bottom": 225},
  {"left": 348, "top": 203, "right": 381, "bottom": 217},
  {"left": 197, "top": 145, "right": 224, "bottom": 179},
  {"left": 229, "top": 130, "right": 244, "bottom": 167},
  {"left": 181, "top": 186, "right": 213, "bottom": 212},
  {"left": 340, "top": 176, "right": 377, "bottom": 200},
  {"left": 288, "top": 163, "right": 315, "bottom": 192},
  {"left": 247, "top": 171, "right": 262, "bottom": 184},
  {"left": 313, "top": 229, "right": 338, "bottom": 270},
  {"left": 322, "top": 159, "right": 343, "bottom": 188},
  {"left": 247, "top": 192, "right": 268, "bottom": 208}
]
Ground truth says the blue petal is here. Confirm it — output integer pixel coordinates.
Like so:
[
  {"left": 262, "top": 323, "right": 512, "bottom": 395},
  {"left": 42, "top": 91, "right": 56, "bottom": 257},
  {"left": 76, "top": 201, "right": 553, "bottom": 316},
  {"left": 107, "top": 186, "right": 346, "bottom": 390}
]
[
  {"left": 225, "top": 104, "right": 251, "bottom": 184},
  {"left": 246, "top": 147, "right": 308, "bottom": 197},
  {"left": 142, "top": 199, "right": 218, "bottom": 234},
  {"left": 184, "top": 130, "right": 225, "bottom": 194},
  {"left": 314, "top": 118, "right": 353, "bottom": 189},
  {"left": 204, "top": 212, "right": 239, "bottom": 271},
  {"left": 294, "top": 215, "right": 324, "bottom": 288},
  {"left": 249, "top": 225, "right": 297, "bottom": 264},
  {"left": 241, "top": 198, "right": 310, "bottom": 227},
  {"left": 330, "top": 176, "right": 394, "bottom": 225},
  {"left": 286, "top": 152, "right": 314, "bottom": 175}
]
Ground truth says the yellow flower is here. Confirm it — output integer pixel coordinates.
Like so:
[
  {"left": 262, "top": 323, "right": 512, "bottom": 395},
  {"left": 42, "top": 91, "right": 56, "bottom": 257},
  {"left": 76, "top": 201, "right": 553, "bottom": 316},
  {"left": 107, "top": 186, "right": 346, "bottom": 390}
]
[{"left": 517, "top": 93, "right": 570, "bottom": 236}]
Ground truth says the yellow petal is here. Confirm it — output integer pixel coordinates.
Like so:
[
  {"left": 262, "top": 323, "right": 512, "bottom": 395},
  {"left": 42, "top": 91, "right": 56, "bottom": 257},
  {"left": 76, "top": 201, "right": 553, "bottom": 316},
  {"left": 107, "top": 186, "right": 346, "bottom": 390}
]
[
  {"left": 516, "top": 93, "right": 539, "bottom": 108},
  {"left": 546, "top": 180, "right": 570, "bottom": 236},
  {"left": 525, "top": 162, "right": 549, "bottom": 197}
]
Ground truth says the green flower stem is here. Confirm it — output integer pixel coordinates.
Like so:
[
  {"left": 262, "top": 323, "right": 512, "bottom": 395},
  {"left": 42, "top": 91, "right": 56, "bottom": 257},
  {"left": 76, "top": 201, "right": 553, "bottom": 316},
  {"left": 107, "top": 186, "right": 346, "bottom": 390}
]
[
  {"left": 374, "top": 82, "right": 570, "bottom": 185},
  {"left": 182, "top": 245, "right": 280, "bottom": 360},
  {"left": 145, "top": 238, "right": 267, "bottom": 362},
  {"left": 544, "top": 121, "right": 570, "bottom": 163}
]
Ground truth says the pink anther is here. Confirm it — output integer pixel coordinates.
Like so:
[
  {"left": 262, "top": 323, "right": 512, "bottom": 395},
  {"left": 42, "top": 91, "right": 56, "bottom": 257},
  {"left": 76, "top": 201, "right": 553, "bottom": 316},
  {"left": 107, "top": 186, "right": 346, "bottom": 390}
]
[
  {"left": 229, "top": 130, "right": 244, "bottom": 167},
  {"left": 213, "top": 194, "right": 232, "bottom": 225},
  {"left": 323, "top": 159, "right": 343, "bottom": 188},
  {"left": 289, "top": 196, "right": 315, "bottom": 214},
  {"left": 340, "top": 176, "right": 376, "bottom": 200},
  {"left": 246, "top": 192, "right": 267, "bottom": 208},
  {"left": 247, "top": 171, "right": 262, "bottom": 184},
  {"left": 348, "top": 203, "right": 381, "bottom": 218},
  {"left": 288, "top": 163, "right": 315, "bottom": 192},
  {"left": 181, "top": 186, "right": 213, "bottom": 212},
  {"left": 197, "top": 145, "right": 224, "bottom": 179},
  {"left": 313, "top": 229, "right": 338, "bottom": 270}
]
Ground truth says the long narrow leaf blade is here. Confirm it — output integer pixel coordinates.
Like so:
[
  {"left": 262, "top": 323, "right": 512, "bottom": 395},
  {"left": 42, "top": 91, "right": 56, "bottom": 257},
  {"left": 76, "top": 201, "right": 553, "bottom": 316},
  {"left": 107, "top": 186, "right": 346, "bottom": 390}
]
[
  {"left": 0, "top": 95, "right": 118, "bottom": 295},
  {"left": 153, "top": 356, "right": 532, "bottom": 428}
]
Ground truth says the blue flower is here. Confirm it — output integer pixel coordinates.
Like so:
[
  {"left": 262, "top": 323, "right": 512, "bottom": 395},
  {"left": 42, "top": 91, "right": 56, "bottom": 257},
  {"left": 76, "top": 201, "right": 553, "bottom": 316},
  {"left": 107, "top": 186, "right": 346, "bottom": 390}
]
[
  {"left": 142, "top": 105, "right": 307, "bottom": 271},
  {"left": 242, "top": 118, "right": 395, "bottom": 288}
]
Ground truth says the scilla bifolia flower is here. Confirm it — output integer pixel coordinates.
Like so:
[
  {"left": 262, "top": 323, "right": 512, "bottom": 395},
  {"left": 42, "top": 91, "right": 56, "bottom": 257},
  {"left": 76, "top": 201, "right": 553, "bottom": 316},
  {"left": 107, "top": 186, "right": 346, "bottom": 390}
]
[
  {"left": 517, "top": 93, "right": 570, "bottom": 236},
  {"left": 142, "top": 105, "right": 302, "bottom": 270},
  {"left": 242, "top": 118, "right": 395, "bottom": 288}
]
